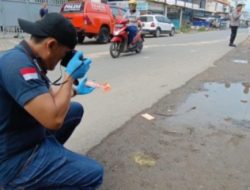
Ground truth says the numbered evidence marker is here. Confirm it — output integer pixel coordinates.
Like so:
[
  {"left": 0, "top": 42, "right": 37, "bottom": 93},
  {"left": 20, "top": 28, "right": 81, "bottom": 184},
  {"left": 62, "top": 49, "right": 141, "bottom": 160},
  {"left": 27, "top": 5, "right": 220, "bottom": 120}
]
[{"left": 86, "top": 80, "right": 111, "bottom": 92}]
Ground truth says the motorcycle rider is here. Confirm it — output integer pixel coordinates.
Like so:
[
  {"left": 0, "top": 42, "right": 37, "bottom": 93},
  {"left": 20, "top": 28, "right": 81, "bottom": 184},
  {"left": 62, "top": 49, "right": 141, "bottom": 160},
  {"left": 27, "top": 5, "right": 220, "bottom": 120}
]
[{"left": 123, "top": 0, "right": 141, "bottom": 48}]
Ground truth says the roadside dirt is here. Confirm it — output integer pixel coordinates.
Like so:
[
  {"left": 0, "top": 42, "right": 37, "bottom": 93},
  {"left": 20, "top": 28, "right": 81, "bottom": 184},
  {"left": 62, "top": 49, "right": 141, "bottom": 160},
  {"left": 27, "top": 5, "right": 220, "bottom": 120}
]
[{"left": 88, "top": 38, "right": 250, "bottom": 190}]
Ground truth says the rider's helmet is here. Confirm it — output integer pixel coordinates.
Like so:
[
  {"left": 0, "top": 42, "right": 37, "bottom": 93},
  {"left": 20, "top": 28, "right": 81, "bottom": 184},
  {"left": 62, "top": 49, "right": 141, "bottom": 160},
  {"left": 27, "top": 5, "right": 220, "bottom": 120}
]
[
  {"left": 128, "top": 0, "right": 137, "bottom": 12},
  {"left": 128, "top": 0, "right": 137, "bottom": 5}
]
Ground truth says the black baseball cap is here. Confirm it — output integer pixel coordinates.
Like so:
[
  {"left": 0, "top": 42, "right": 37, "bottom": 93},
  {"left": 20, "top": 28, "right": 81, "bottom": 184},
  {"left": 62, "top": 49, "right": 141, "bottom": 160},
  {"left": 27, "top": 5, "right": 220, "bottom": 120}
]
[{"left": 18, "top": 13, "right": 77, "bottom": 49}]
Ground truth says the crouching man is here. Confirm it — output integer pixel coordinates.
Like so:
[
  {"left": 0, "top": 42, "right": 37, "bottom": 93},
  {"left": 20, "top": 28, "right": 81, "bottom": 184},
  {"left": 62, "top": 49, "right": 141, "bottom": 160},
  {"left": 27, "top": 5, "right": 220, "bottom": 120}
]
[{"left": 0, "top": 13, "right": 103, "bottom": 190}]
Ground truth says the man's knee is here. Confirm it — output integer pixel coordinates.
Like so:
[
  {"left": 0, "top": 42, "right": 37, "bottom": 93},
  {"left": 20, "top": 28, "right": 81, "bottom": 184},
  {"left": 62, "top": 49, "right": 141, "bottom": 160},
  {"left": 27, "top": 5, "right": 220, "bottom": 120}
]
[
  {"left": 87, "top": 161, "right": 104, "bottom": 188},
  {"left": 69, "top": 102, "right": 84, "bottom": 119},
  {"left": 92, "top": 161, "right": 104, "bottom": 184}
]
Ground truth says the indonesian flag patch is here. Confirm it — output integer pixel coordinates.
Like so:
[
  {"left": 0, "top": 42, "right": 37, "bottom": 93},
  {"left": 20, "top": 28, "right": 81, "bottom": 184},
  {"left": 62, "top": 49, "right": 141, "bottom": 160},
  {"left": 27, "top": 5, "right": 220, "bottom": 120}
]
[{"left": 20, "top": 67, "right": 39, "bottom": 81}]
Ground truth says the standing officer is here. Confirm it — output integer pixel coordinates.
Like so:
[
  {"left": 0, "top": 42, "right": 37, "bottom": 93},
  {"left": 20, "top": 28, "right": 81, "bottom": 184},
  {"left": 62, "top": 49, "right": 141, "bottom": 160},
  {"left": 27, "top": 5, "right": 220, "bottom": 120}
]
[{"left": 229, "top": 3, "right": 243, "bottom": 47}]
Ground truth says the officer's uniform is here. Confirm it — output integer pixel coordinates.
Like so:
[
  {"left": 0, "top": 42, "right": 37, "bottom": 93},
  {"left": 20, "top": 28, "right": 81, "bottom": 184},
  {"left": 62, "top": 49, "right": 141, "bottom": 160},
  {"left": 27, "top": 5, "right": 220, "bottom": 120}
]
[{"left": 0, "top": 41, "right": 103, "bottom": 189}]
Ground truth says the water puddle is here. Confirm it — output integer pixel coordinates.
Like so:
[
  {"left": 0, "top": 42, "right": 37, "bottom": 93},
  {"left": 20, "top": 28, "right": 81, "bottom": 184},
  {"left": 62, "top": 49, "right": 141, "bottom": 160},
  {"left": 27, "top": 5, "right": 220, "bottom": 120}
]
[{"left": 165, "top": 82, "right": 250, "bottom": 127}]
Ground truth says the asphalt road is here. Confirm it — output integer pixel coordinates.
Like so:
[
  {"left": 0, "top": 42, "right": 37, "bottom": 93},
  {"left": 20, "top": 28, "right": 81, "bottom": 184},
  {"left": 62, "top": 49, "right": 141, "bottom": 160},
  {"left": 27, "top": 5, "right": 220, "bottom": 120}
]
[
  {"left": 88, "top": 35, "right": 250, "bottom": 190},
  {"left": 53, "top": 29, "right": 249, "bottom": 153},
  {"left": 1, "top": 28, "right": 249, "bottom": 189},
  {"left": 2, "top": 29, "right": 247, "bottom": 153}
]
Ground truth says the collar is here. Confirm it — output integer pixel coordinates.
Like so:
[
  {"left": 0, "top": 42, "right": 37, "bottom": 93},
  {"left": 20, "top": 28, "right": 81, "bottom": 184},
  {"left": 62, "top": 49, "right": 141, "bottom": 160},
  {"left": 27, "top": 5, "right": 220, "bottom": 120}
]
[
  {"left": 17, "top": 40, "right": 50, "bottom": 85},
  {"left": 18, "top": 40, "right": 47, "bottom": 75},
  {"left": 19, "top": 40, "right": 36, "bottom": 59}
]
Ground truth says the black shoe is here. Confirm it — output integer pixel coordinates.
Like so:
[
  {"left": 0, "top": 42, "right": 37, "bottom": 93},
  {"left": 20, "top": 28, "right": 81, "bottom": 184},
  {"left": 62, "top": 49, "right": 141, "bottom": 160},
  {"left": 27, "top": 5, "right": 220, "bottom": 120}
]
[{"left": 229, "top": 43, "right": 236, "bottom": 47}]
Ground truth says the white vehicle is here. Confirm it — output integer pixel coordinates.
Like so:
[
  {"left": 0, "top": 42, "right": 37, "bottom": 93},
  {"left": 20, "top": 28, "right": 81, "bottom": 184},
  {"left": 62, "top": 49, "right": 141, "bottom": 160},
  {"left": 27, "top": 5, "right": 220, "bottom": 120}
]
[{"left": 140, "top": 14, "right": 175, "bottom": 37}]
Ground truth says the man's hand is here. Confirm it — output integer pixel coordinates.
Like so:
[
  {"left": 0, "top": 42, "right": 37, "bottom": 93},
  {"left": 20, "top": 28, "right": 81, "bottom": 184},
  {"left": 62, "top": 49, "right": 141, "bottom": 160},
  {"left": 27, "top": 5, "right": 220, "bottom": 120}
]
[
  {"left": 65, "top": 51, "right": 92, "bottom": 80},
  {"left": 75, "top": 78, "right": 95, "bottom": 95}
]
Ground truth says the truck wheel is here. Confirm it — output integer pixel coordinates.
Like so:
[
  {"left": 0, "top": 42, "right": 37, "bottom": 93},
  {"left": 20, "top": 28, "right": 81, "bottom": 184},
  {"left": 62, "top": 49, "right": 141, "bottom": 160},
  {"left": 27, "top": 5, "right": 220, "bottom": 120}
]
[
  {"left": 97, "top": 27, "right": 110, "bottom": 44},
  {"left": 77, "top": 35, "right": 85, "bottom": 44}
]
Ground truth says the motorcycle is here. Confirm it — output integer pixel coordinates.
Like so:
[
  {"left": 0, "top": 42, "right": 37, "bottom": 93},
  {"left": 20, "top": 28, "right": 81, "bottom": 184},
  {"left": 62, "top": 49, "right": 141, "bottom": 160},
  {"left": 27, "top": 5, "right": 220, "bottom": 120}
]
[{"left": 110, "top": 19, "right": 144, "bottom": 58}]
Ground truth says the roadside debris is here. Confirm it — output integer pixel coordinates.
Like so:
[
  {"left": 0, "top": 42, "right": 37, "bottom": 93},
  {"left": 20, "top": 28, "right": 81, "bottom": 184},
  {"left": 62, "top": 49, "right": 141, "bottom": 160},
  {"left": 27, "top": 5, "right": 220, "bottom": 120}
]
[
  {"left": 133, "top": 152, "right": 156, "bottom": 167},
  {"left": 232, "top": 59, "right": 248, "bottom": 64},
  {"left": 141, "top": 113, "right": 155, "bottom": 120}
]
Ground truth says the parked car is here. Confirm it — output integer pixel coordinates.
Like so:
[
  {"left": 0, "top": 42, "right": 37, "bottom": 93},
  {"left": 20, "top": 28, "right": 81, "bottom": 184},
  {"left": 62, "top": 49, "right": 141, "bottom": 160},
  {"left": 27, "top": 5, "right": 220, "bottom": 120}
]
[
  {"left": 60, "top": 0, "right": 125, "bottom": 43},
  {"left": 140, "top": 14, "right": 175, "bottom": 37}
]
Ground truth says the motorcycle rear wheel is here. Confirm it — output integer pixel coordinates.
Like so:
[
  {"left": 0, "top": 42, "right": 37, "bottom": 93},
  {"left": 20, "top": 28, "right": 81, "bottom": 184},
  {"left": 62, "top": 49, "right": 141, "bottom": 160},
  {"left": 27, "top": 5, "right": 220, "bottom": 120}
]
[{"left": 110, "top": 42, "right": 121, "bottom": 58}]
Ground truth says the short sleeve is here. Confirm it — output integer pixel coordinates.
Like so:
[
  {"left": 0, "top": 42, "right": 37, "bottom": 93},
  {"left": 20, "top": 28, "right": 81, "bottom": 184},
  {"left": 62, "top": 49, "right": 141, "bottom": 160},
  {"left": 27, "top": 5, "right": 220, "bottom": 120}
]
[
  {"left": 123, "top": 11, "right": 128, "bottom": 19},
  {"left": 0, "top": 49, "right": 49, "bottom": 107}
]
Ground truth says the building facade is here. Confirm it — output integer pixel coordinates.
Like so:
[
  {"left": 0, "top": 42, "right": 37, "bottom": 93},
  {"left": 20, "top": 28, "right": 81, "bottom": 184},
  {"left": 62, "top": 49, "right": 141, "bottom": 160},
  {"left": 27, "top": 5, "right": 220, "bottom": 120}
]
[
  {"left": 0, "top": 0, "right": 66, "bottom": 34},
  {"left": 108, "top": 0, "right": 233, "bottom": 29}
]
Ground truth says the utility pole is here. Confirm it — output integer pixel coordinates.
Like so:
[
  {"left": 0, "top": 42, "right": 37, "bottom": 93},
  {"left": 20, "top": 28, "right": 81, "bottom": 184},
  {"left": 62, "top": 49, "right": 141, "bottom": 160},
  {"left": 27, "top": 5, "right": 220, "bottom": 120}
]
[
  {"left": 0, "top": 0, "right": 5, "bottom": 34},
  {"left": 180, "top": 7, "right": 183, "bottom": 28},
  {"left": 164, "top": 0, "right": 167, "bottom": 16}
]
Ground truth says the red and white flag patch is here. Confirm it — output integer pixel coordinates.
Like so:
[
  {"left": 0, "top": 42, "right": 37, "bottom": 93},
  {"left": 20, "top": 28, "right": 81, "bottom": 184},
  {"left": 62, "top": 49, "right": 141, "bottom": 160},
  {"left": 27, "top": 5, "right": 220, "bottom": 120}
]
[{"left": 20, "top": 67, "right": 39, "bottom": 81}]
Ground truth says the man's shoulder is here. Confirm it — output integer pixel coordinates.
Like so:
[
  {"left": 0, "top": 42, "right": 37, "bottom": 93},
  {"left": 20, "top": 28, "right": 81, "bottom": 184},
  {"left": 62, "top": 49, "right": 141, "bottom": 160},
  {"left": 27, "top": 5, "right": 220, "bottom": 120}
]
[
  {"left": 0, "top": 48, "right": 31, "bottom": 65},
  {"left": 0, "top": 48, "right": 33, "bottom": 74},
  {"left": 1, "top": 47, "right": 26, "bottom": 57}
]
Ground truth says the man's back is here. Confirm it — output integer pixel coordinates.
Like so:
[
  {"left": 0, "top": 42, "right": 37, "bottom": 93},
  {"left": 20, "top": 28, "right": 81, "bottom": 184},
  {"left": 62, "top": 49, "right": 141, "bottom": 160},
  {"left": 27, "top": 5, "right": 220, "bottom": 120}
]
[{"left": 0, "top": 47, "right": 47, "bottom": 184}]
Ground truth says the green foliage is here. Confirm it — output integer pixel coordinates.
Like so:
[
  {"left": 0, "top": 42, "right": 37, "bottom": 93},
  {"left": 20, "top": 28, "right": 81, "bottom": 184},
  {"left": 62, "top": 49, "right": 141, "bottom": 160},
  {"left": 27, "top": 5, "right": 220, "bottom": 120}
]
[
  {"left": 197, "top": 27, "right": 206, "bottom": 32},
  {"left": 180, "top": 24, "right": 191, "bottom": 33}
]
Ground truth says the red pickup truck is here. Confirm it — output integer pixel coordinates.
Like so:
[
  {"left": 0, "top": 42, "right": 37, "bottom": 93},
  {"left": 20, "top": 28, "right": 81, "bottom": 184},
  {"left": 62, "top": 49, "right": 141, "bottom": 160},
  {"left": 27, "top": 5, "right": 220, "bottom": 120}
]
[{"left": 61, "top": 0, "right": 126, "bottom": 43}]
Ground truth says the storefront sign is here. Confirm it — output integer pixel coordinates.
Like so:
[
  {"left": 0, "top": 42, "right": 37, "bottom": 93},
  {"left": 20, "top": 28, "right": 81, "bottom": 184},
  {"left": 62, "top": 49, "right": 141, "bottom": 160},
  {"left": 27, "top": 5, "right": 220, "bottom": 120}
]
[
  {"left": 108, "top": 1, "right": 148, "bottom": 11},
  {"left": 215, "top": 0, "right": 229, "bottom": 5},
  {"left": 185, "top": 2, "right": 192, "bottom": 8},
  {"left": 176, "top": 0, "right": 184, "bottom": 7},
  {"left": 166, "top": 0, "right": 175, "bottom": 5},
  {"left": 148, "top": 1, "right": 164, "bottom": 11}
]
